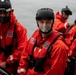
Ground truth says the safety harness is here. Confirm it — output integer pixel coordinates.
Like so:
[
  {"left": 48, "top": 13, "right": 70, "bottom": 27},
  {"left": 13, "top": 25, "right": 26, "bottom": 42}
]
[
  {"left": 64, "top": 23, "right": 76, "bottom": 75},
  {"left": 28, "top": 29, "right": 61, "bottom": 72}
]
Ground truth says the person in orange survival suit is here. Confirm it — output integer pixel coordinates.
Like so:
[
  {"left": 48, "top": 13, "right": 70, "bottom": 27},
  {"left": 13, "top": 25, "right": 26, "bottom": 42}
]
[
  {"left": 53, "top": 6, "right": 72, "bottom": 33},
  {"left": 0, "top": 0, "right": 28, "bottom": 74},
  {"left": 65, "top": 25, "right": 76, "bottom": 75},
  {"left": 17, "top": 8, "right": 69, "bottom": 75},
  {"left": 64, "top": 20, "right": 76, "bottom": 46},
  {"left": 68, "top": 39, "right": 76, "bottom": 75}
]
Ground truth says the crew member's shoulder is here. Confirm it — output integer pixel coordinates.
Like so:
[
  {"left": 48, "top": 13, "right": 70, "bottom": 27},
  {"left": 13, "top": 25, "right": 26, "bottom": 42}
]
[
  {"left": 15, "top": 21, "right": 27, "bottom": 32},
  {"left": 54, "top": 37, "right": 69, "bottom": 50}
]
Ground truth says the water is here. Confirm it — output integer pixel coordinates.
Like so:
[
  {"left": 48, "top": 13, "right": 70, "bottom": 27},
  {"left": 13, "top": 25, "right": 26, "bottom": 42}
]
[{"left": 10, "top": 0, "right": 76, "bottom": 37}]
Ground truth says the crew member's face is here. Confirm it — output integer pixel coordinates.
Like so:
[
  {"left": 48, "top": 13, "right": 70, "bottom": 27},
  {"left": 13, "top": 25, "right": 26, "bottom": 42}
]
[
  {"left": 62, "top": 12, "right": 69, "bottom": 20},
  {"left": 37, "top": 19, "right": 53, "bottom": 33},
  {"left": 0, "top": 11, "right": 10, "bottom": 17},
  {"left": 0, "top": 11, "right": 10, "bottom": 23}
]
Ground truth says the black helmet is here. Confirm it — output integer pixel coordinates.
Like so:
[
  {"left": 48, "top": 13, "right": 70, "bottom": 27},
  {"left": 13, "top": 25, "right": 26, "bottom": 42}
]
[
  {"left": 36, "top": 8, "right": 54, "bottom": 21},
  {"left": 0, "top": 0, "right": 12, "bottom": 12},
  {"left": 61, "top": 6, "right": 72, "bottom": 15}
]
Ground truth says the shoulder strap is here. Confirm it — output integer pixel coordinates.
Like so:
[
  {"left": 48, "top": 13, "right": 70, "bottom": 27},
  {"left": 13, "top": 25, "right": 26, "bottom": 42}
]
[
  {"left": 12, "top": 23, "right": 17, "bottom": 41},
  {"left": 34, "top": 32, "right": 61, "bottom": 72},
  {"left": 47, "top": 32, "right": 61, "bottom": 57}
]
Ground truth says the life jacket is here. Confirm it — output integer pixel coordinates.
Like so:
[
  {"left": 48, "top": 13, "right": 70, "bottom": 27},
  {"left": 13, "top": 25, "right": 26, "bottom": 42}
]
[
  {"left": 0, "top": 22, "right": 17, "bottom": 57},
  {"left": 27, "top": 29, "right": 61, "bottom": 72}
]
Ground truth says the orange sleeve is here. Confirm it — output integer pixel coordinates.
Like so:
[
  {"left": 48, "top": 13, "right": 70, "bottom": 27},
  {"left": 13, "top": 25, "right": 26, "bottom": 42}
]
[
  {"left": 53, "top": 19, "right": 69, "bottom": 33},
  {"left": 68, "top": 26, "right": 76, "bottom": 38},
  {"left": 17, "top": 41, "right": 29, "bottom": 75},
  {"left": 45, "top": 40, "right": 68, "bottom": 75},
  {"left": 6, "top": 22, "right": 28, "bottom": 65},
  {"left": 68, "top": 39, "right": 76, "bottom": 57},
  {"left": 66, "top": 26, "right": 76, "bottom": 46}
]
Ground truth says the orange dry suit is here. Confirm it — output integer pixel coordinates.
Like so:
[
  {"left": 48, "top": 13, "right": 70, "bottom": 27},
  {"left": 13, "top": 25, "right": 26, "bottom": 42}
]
[
  {"left": 0, "top": 11, "right": 28, "bottom": 74},
  {"left": 53, "top": 12, "right": 69, "bottom": 33},
  {"left": 65, "top": 26, "right": 76, "bottom": 75},
  {"left": 69, "top": 39, "right": 76, "bottom": 75},
  {"left": 17, "top": 29, "right": 68, "bottom": 75}
]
